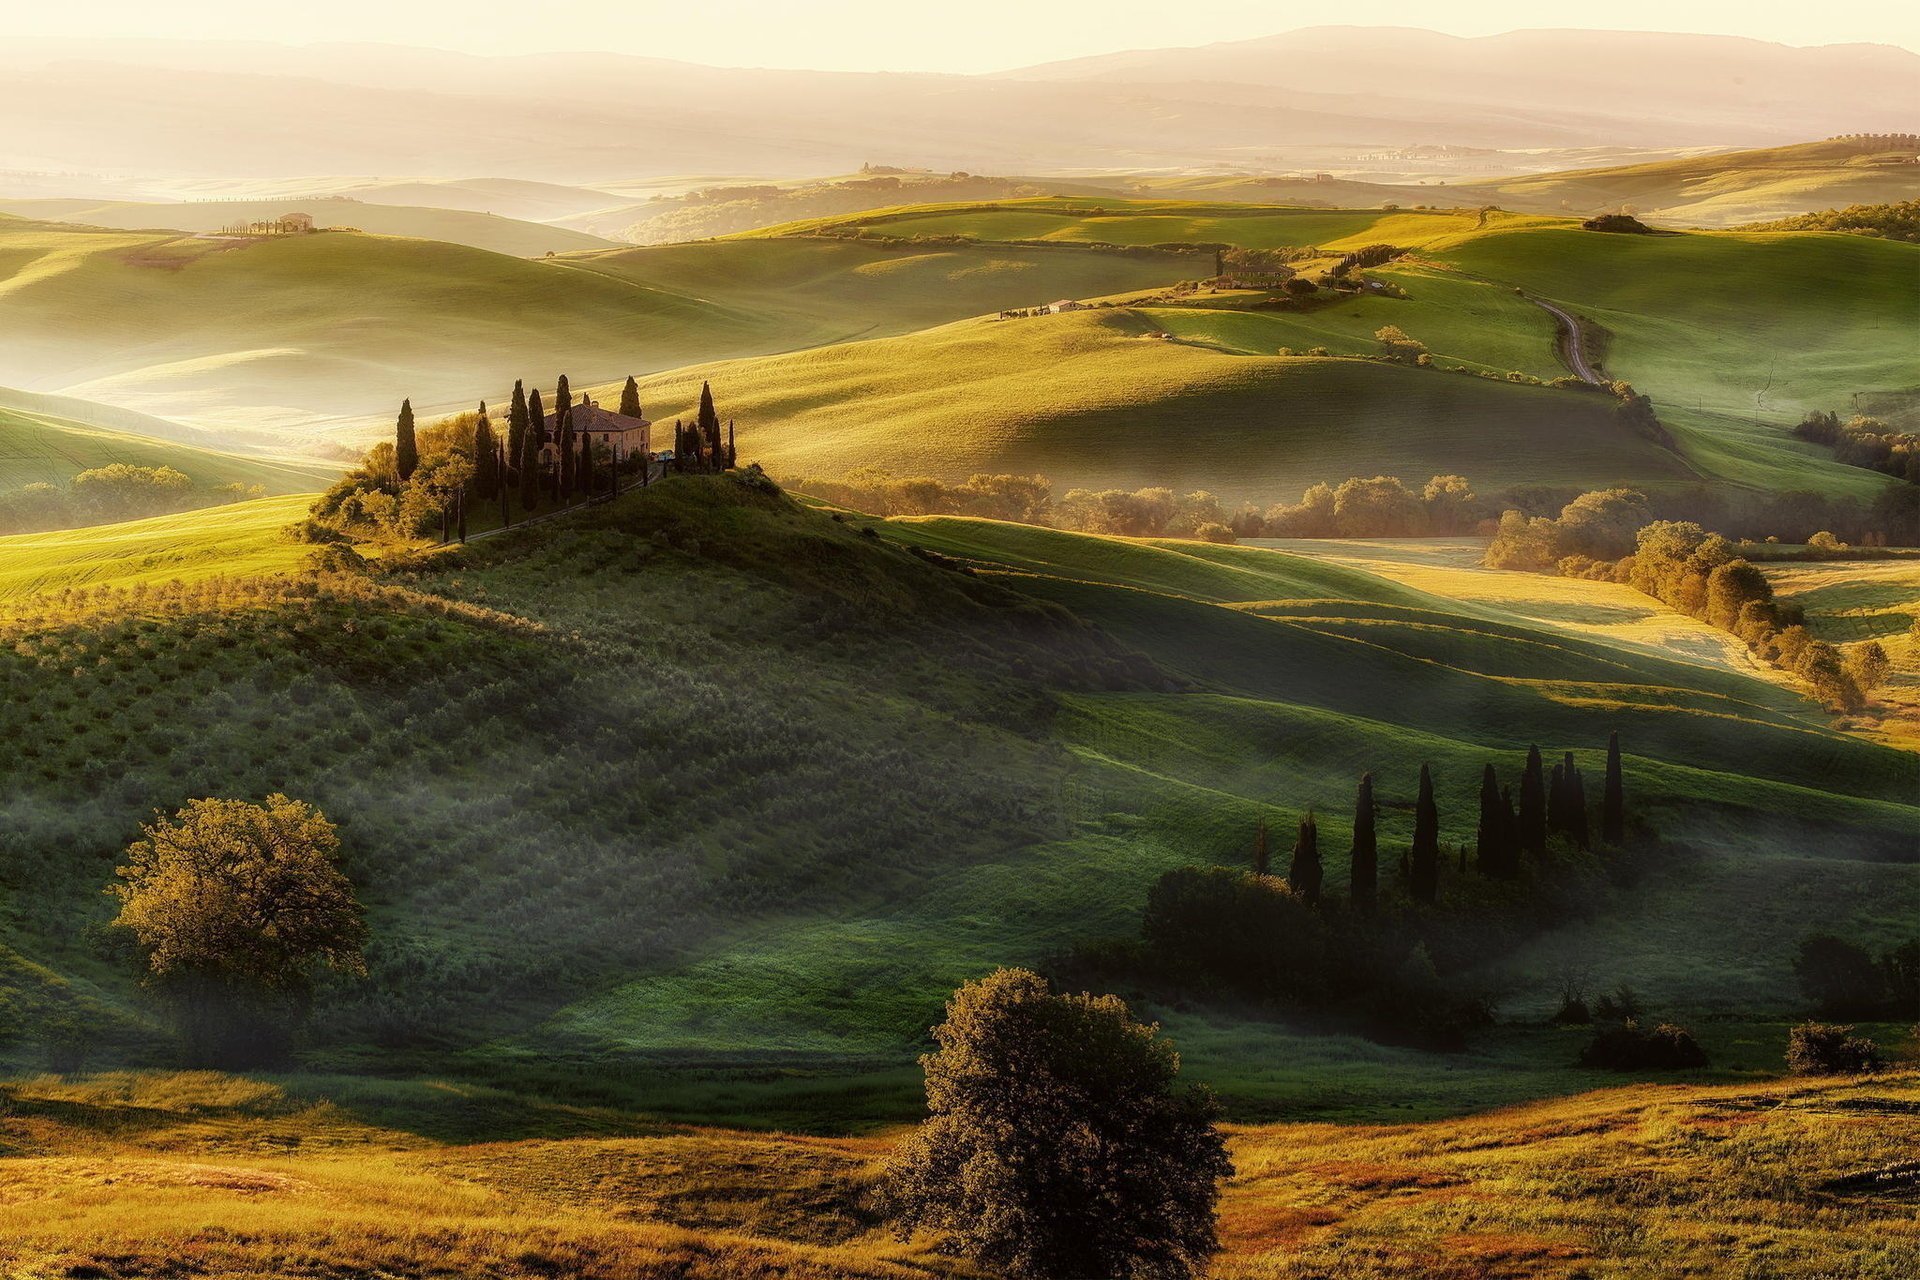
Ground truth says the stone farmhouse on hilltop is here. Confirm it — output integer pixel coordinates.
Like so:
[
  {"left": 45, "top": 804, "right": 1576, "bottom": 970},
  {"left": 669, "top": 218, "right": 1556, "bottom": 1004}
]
[{"left": 541, "top": 396, "right": 651, "bottom": 467}]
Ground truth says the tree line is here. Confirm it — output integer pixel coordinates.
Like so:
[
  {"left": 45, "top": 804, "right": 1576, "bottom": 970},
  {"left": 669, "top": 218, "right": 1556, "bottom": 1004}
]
[
  {"left": 0, "top": 464, "right": 264, "bottom": 536},
  {"left": 1485, "top": 488, "right": 1897, "bottom": 712},
  {"left": 1793, "top": 410, "right": 1920, "bottom": 485}
]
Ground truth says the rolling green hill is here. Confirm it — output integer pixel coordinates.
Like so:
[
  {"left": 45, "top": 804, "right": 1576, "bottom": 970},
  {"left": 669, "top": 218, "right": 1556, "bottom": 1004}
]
[
  {"left": 1469, "top": 137, "right": 1920, "bottom": 228},
  {"left": 0, "top": 220, "right": 1204, "bottom": 436},
  {"left": 621, "top": 309, "right": 1694, "bottom": 503},
  {"left": 0, "top": 478, "right": 1910, "bottom": 1127},
  {"left": 0, "top": 404, "right": 332, "bottom": 495},
  {"left": 0, "top": 198, "right": 619, "bottom": 258},
  {"left": 0, "top": 493, "right": 316, "bottom": 598}
]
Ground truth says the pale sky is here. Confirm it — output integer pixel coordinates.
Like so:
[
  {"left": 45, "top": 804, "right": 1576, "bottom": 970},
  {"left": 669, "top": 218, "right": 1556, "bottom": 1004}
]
[{"left": 7, "top": 0, "right": 1915, "bottom": 70}]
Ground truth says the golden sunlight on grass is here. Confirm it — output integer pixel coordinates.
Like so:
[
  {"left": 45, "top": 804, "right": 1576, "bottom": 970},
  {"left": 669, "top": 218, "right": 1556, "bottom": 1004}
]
[{"left": 3, "top": 1070, "right": 1914, "bottom": 1279}]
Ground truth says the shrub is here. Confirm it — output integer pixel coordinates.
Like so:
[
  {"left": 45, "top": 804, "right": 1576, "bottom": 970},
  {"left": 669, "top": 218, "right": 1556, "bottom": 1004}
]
[
  {"left": 1786, "top": 1022, "right": 1883, "bottom": 1075},
  {"left": 1795, "top": 935, "right": 1888, "bottom": 1015},
  {"left": 1579, "top": 1020, "right": 1708, "bottom": 1070}
]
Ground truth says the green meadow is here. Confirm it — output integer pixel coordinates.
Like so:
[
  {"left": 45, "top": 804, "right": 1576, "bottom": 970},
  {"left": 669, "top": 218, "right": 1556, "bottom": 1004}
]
[
  {"left": 1, "top": 477, "right": 1909, "bottom": 1130},
  {"left": 0, "top": 402, "right": 332, "bottom": 493}
]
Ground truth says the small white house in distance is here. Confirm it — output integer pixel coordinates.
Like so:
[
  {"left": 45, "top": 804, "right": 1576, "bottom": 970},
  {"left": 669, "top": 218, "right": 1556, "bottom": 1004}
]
[{"left": 1045, "top": 299, "right": 1086, "bottom": 314}]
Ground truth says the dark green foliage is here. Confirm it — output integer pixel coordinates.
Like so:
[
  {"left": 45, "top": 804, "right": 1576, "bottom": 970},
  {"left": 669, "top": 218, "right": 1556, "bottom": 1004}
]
[
  {"left": 1602, "top": 730, "right": 1625, "bottom": 845},
  {"left": 877, "top": 968, "right": 1229, "bottom": 1280},
  {"left": 1142, "top": 867, "right": 1327, "bottom": 1003},
  {"left": 619, "top": 375, "right": 643, "bottom": 419},
  {"left": 394, "top": 399, "right": 418, "bottom": 483},
  {"left": 1567, "top": 758, "right": 1590, "bottom": 851},
  {"left": 578, "top": 431, "right": 594, "bottom": 495},
  {"left": 1795, "top": 934, "right": 1896, "bottom": 1017},
  {"left": 1287, "top": 814, "right": 1321, "bottom": 906},
  {"left": 1250, "top": 818, "right": 1269, "bottom": 878},
  {"left": 1581, "top": 213, "right": 1654, "bottom": 234},
  {"left": 1349, "top": 773, "right": 1377, "bottom": 912},
  {"left": 1579, "top": 1020, "right": 1708, "bottom": 1070},
  {"left": 1548, "top": 760, "right": 1567, "bottom": 840},
  {"left": 1475, "top": 763, "right": 1512, "bottom": 878},
  {"left": 1786, "top": 1022, "right": 1883, "bottom": 1075},
  {"left": 507, "top": 381, "right": 528, "bottom": 485},
  {"left": 472, "top": 403, "right": 498, "bottom": 501},
  {"left": 521, "top": 389, "right": 545, "bottom": 510},
  {"left": 1409, "top": 765, "right": 1439, "bottom": 904},
  {"left": 558, "top": 406, "right": 576, "bottom": 499},
  {"left": 1519, "top": 745, "right": 1547, "bottom": 857}
]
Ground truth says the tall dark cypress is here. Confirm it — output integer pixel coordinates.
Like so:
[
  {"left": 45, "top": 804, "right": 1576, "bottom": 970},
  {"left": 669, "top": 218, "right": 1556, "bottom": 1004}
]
[
  {"left": 394, "top": 399, "right": 418, "bottom": 483},
  {"left": 521, "top": 388, "right": 546, "bottom": 510},
  {"left": 1251, "top": 819, "right": 1270, "bottom": 878},
  {"left": 498, "top": 444, "right": 511, "bottom": 527},
  {"left": 578, "top": 430, "right": 594, "bottom": 495},
  {"left": 1548, "top": 761, "right": 1567, "bottom": 837},
  {"left": 1569, "top": 764, "right": 1591, "bottom": 850},
  {"left": 1519, "top": 744, "right": 1547, "bottom": 857},
  {"left": 1501, "top": 784, "right": 1519, "bottom": 867},
  {"left": 619, "top": 375, "right": 642, "bottom": 418},
  {"left": 697, "top": 381, "right": 719, "bottom": 441},
  {"left": 472, "top": 401, "right": 497, "bottom": 499},
  {"left": 1409, "top": 764, "right": 1439, "bottom": 903},
  {"left": 1602, "top": 730, "right": 1625, "bottom": 846},
  {"left": 558, "top": 405, "right": 575, "bottom": 500},
  {"left": 1288, "top": 813, "right": 1322, "bottom": 906},
  {"left": 1349, "top": 773, "right": 1377, "bottom": 912},
  {"left": 727, "top": 420, "right": 736, "bottom": 468},
  {"left": 1474, "top": 763, "right": 1505, "bottom": 877},
  {"left": 507, "top": 381, "right": 529, "bottom": 483}
]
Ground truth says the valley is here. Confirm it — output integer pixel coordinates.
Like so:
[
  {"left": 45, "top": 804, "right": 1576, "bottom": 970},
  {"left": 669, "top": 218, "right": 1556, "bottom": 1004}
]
[{"left": 0, "top": 20, "right": 1916, "bottom": 1277}]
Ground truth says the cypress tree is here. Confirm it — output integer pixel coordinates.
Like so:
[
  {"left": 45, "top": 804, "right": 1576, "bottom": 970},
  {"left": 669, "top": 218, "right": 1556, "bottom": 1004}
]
[
  {"left": 1602, "top": 731, "right": 1625, "bottom": 845},
  {"left": 1501, "top": 785, "right": 1519, "bottom": 866},
  {"left": 697, "top": 381, "right": 719, "bottom": 441},
  {"left": 498, "top": 444, "right": 511, "bottom": 528},
  {"left": 1569, "top": 763, "right": 1591, "bottom": 850},
  {"left": 727, "top": 420, "right": 737, "bottom": 468},
  {"left": 394, "top": 399, "right": 418, "bottom": 483},
  {"left": 1519, "top": 744, "right": 1547, "bottom": 857},
  {"left": 472, "top": 401, "right": 497, "bottom": 499},
  {"left": 1349, "top": 773, "right": 1377, "bottom": 912},
  {"left": 558, "top": 405, "right": 575, "bottom": 500},
  {"left": 521, "top": 387, "right": 546, "bottom": 510},
  {"left": 1288, "top": 813, "right": 1322, "bottom": 906},
  {"left": 1251, "top": 819, "right": 1270, "bottom": 878},
  {"left": 579, "top": 430, "right": 594, "bottom": 495},
  {"left": 1548, "top": 760, "right": 1567, "bottom": 837},
  {"left": 1474, "top": 763, "right": 1504, "bottom": 876},
  {"left": 619, "top": 374, "right": 642, "bottom": 418},
  {"left": 456, "top": 491, "right": 467, "bottom": 543},
  {"left": 1409, "top": 764, "right": 1439, "bottom": 904},
  {"left": 507, "top": 381, "right": 528, "bottom": 484}
]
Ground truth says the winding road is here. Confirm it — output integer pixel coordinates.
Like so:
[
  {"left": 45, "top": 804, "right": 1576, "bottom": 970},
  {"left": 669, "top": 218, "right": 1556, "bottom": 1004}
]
[{"left": 1530, "top": 296, "right": 1604, "bottom": 385}]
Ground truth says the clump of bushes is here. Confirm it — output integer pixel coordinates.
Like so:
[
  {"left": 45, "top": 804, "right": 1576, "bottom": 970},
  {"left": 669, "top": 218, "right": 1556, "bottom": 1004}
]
[
  {"left": 1785, "top": 1022, "right": 1883, "bottom": 1075},
  {"left": 1581, "top": 213, "right": 1654, "bottom": 234},
  {"left": 1579, "top": 1019, "right": 1708, "bottom": 1070}
]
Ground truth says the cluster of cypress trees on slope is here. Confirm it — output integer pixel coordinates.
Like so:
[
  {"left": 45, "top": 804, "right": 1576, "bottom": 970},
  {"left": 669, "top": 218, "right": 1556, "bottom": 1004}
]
[
  {"left": 671, "top": 382, "right": 737, "bottom": 473},
  {"left": 389, "top": 372, "right": 703, "bottom": 538},
  {"left": 1262, "top": 732, "right": 1628, "bottom": 909}
]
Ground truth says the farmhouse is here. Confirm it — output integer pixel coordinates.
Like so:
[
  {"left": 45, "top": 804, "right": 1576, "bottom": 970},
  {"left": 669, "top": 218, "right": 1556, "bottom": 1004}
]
[
  {"left": 1045, "top": 299, "right": 1086, "bottom": 314},
  {"left": 570, "top": 397, "right": 652, "bottom": 462},
  {"left": 278, "top": 212, "right": 315, "bottom": 233}
]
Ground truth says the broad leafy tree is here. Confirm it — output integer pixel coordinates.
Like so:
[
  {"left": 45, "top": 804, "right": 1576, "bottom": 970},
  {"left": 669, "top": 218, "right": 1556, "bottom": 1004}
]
[
  {"left": 880, "top": 968, "right": 1230, "bottom": 1280},
  {"left": 109, "top": 795, "right": 366, "bottom": 1065}
]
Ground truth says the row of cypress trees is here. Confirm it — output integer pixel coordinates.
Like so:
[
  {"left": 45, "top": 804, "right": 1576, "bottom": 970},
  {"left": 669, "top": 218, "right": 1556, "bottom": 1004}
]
[{"left": 1254, "top": 732, "right": 1628, "bottom": 908}]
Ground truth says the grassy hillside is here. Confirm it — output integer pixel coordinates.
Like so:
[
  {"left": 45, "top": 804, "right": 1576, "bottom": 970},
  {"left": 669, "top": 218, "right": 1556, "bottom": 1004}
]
[
  {"left": 623, "top": 307, "right": 1692, "bottom": 503},
  {"left": 3, "top": 1056, "right": 1915, "bottom": 1278},
  {"left": 1472, "top": 137, "right": 1920, "bottom": 228},
  {"left": 764, "top": 198, "right": 1557, "bottom": 250},
  {"left": 0, "top": 220, "right": 1203, "bottom": 435},
  {"left": 0, "top": 197, "right": 619, "bottom": 258},
  {"left": 0, "top": 403, "right": 332, "bottom": 494},
  {"left": 2, "top": 478, "right": 1909, "bottom": 1128},
  {"left": 1424, "top": 224, "right": 1919, "bottom": 496},
  {"left": 0, "top": 493, "right": 316, "bottom": 598}
]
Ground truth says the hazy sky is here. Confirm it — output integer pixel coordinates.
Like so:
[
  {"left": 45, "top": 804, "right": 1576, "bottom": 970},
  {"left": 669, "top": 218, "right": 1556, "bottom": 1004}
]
[{"left": 10, "top": 0, "right": 1916, "bottom": 70}]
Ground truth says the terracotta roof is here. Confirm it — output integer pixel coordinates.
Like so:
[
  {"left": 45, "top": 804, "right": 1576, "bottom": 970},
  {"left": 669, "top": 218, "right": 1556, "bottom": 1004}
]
[{"left": 572, "top": 401, "right": 651, "bottom": 433}]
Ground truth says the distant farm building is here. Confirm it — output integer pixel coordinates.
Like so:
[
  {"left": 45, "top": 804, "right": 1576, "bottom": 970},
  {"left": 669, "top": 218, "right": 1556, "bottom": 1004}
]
[
  {"left": 1045, "top": 299, "right": 1086, "bottom": 314},
  {"left": 279, "top": 212, "right": 315, "bottom": 233}
]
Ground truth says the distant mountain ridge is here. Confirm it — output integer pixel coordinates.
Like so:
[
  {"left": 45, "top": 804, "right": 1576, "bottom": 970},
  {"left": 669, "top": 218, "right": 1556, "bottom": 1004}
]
[{"left": 1, "top": 29, "right": 1914, "bottom": 181}]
